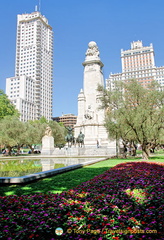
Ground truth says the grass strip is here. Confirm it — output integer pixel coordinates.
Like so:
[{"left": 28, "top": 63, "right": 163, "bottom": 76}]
[{"left": 0, "top": 155, "right": 163, "bottom": 197}]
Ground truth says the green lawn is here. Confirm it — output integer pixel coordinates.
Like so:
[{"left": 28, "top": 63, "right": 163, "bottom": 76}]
[{"left": 0, "top": 155, "right": 164, "bottom": 197}]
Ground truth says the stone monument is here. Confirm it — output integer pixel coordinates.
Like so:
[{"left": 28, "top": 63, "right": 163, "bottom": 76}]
[
  {"left": 74, "top": 41, "right": 116, "bottom": 154},
  {"left": 41, "top": 126, "right": 55, "bottom": 155}
]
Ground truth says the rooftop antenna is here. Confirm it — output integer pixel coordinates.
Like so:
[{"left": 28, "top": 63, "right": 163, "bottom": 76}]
[{"left": 39, "top": 0, "right": 41, "bottom": 12}]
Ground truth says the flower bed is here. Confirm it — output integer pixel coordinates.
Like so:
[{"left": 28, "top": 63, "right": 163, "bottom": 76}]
[{"left": 0, "top": 161, "right": 164, "bottom": 240}]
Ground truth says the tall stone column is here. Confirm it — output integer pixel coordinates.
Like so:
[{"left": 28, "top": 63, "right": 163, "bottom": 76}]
[{"left": 75, "top": 41, "right": 113, "bottom": 148}]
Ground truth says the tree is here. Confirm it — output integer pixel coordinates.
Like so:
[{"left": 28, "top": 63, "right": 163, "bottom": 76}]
[
  {"left": 39, "top": 116, "right": 48, "bottom": 124},
  {"left": 0, "top": 90, "right": 19, "bottom": 119},
  {"left": 48, "top": 121, "right": 66, "bottom": 147},
  {"left": 25, "top": 120, "right": 66, "bottom": 151},
  {"left": 98, "top": 79, "right": 164, "bottom": 160},
  {"left": 0, "top": 116, "right": 25, "bottom": 155},
  {"left": 0, "top": 115, "right": 66, "bottom": 154},
  {"left": 25, "top": 120, "right": 47, "bottom": 152}
]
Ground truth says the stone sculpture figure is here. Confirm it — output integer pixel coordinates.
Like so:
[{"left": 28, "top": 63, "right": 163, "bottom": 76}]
[
  {"left": 41, "top": 126, "right": 54, "bottom": 155},
  {"left": 84, "top": 105, "right": 94, "bottom": 120},
  {"left": 45, "top": 126, "right": 52, "bottom": 137},
  {"left": 85, "top": 41, "right": 100, "bottom": 60}
]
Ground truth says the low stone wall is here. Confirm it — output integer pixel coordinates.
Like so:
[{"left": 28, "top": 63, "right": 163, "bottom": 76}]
[{"left": 52, "top": 146, "right": 116, "bottom": 157}]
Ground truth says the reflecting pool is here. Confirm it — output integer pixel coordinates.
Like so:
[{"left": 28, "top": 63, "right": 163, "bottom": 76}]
[{"left": 0, "top": 158, "right": 97, "bottom": 177}]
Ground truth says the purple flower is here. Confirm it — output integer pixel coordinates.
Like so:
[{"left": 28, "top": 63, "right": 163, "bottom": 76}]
[{"left": 0, "top": 161, "right": 163, "bottom": 239}]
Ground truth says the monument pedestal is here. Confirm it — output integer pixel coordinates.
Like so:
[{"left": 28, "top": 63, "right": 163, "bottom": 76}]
[
  {"left": 52, "top": 145, "right": 116, "bottom": 157},
  {"left": 41, "top": 135, "right": 55, "bottom": 155},
  {"left": 74, "top": 41, "right": 116, "bottom": 155}
]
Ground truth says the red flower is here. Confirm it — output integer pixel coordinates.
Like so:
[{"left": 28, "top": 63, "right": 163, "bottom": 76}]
[
  {"left": 29, "top": 234, "right": 34, "bottom": 239},
  {"left": 127, "top": 227, "right": 132, "bottom": 230},
  {"left": 141, "top": 221, "right": 146, "bottom": 224},
  {"left": 110, "top": 219, "right": 115, "bottom": 222}
]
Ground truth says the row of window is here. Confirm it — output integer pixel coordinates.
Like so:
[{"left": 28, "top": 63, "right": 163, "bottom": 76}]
[
  {"left": 110, "top": 69, "right": 164, "bottom": 79},
  {"left": 125, "top": 69, "right": 154, "bottom": 74},
  {"left": 10, "top": 87, "right": 19, "bottom": 90},
  {"left": 10, "top": 82, "right": 19, "bottom": 85},
  {"left": 156, "top": 71, "right": 164, "bottom": 75},
  {"left": 10, "top": 79, "right": 20, "bottom": 83},
  {"left": 123, "top": 49, "right": 151, "bottom": 56},
  {"left": 23, "top": 13, "right": 38, "bottom": 19},
  {"left": 124, "top": 57, "right": 152, "bottom": 62},
  {"left": 156, "top": 76, "right": 164, "bottom": 79},
  {"left": 124, "top": 63, "right": 152, "bottom": 67},
  {"left": 10, "top": 95, "right": 19, "bottom": 98},
  {"left": 124, "top": 66, "right": 153, "bottom": 71},
  {"left": 157, "top": 79, "right": 164, "bottom": 82}
]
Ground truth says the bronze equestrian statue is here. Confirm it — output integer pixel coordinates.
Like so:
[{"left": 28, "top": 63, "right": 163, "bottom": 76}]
[
  {"left": 76, "top": 131, "right": 85, "bottom": 147},
  {"left": 65, "top": 126, "right": 74, "bottom": 147}
]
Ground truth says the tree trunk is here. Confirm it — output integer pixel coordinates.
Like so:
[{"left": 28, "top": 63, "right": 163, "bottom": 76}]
[
  {"left": 29, "top": 145, "right": 35, "bottom": 154},
  {"left": 131, "top": 147, "right": 136, "bottom": 156},
  {"left": 131, "top": 142, "right": 137, "bottom": 156},
  {"left": 17, "top": 145, "right": 21, "bottom": 155},
  {"left": 142, "top": 143, "right": 150, "bottom": 160},
  {"left": 122, "top": 142, "right": 128, "bottom": 159},
  {"left": 7, "top": 146, "right": 12, "bottom": 156}
]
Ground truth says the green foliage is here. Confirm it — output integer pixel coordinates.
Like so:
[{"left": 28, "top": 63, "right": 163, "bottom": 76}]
[
  {"left": 27, "top": 119, "right": 66, "bottom": 147},
  {"left": 0, "top": 90, "right": 19, "bottom": 119},
  {"left": 0, "top": 116, "right": 25, "bottom": 153},
  {"left": 24, "top": 121, "right": 47, "bottom": 149},
  {"left": 98, "top": 79, "right": 164, "bottom": 159},
  {"left": 48, "top": 120, "right": 66, "bottom": 146},
  {"left": 39, "top": 116, "right": 48, "bottom": 124},
  {"left": 0, "top": 116, "right": 66, "bottom": 152}
]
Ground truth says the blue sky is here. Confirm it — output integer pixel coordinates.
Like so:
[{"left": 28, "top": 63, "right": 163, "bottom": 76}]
[{"left": 0, "top": 0, "right": 164, "bottom": 116}]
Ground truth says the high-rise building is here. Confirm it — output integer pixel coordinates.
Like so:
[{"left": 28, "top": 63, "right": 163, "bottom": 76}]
[
  {"left": 106, "top": 41, "right": 164, "bottom": 90},
  {"left": 6, "top": 10, "right": 53, "bottom": 121}
]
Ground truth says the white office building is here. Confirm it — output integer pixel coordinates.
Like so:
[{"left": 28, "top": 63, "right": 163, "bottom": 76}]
[
  {"left": 6, "top": 76, "right": 35, "bottom": 122},
  {"left": 106, "top": 41, "right": 164, "bottom": 90},
  {"left": 6, "top": 10, "right": 53, "bottom": 121}
]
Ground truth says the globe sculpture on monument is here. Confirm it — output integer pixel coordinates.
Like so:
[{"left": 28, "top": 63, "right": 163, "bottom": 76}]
[
  {"left": 41, "top": 126, "right": 55, "bottom": 155},
  {"left": 74, "top": 41, "right": 116, "bottom": 155}
]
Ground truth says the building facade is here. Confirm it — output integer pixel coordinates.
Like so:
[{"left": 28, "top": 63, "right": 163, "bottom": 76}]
[
  {"left": 107, "top": 41, "right": 164, "bottom": 90},
  {"left": 52, "top": 114, "right": 77, "bottom": 129},
  {"left": 6, "top": 76, "right": 35, "bottom": 122},
  {"left": 6, "top": 10, "right": 53, "bottom": 121}
]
